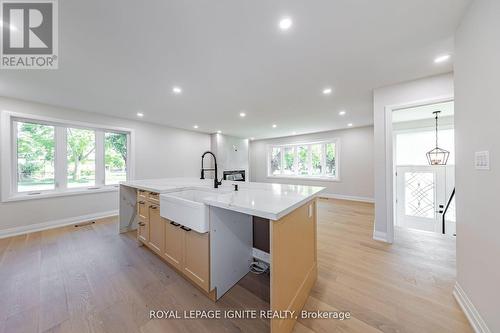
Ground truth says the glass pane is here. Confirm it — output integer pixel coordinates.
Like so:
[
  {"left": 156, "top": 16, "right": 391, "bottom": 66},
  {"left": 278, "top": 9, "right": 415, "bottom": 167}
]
[
  {"left": 105, "top": 132, "right": 127, "bottom": 185},
  {"left": 271, "top": 147, "right": 281, "bottom": 175},
  {"left": 67, "top": 128, "right": 95, "bottom": 188},
  {"left": 311, "top": 144, "right": 322, "bottom": 175},
  {"left": 396, "top": 129, "right": 455, "bottom": 166},
  {"left": 283, "top": 146, "right": 295, "bottom": 175},
  {"left": 404, "top": 172, "right": 435, "bottom": 219},
  {"left": 326, "top": 143, "right": 336, "bottom": 176},
  {"left": 16, "top": 121, "right": 55, "bottom": 192},
  {"left": 297, "top": 146, "right": 308, "bottom": 175}
]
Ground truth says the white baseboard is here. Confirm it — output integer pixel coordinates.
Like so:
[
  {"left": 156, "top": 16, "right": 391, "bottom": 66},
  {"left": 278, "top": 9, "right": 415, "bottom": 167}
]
[
  {"left": 373, "top": 230, "right": 389, "bottom": 243},
  {"left": 319, "top": 193, "right": 374, "bottom": 203},
  {"left": 0, "top": 210, "right": 118, "bottom": 239},
  {"left": 453, "top": 282, "right": 491, "bottom": 333}
]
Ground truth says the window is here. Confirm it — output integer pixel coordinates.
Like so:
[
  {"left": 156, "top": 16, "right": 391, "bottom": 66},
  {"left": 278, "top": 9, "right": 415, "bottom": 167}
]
[
  {"left": 67, "top": 128, "right": 96, "bottom": 188},
  {"left": 396, "top": 129, "right": 454, "bottom": 166},
  {"left": 16, "top": 121, "right": 56, "bottom": 192},
  {"left": 6, "top": 113, "right": 132, "bottom": 199},
  {"left": 105, "top": 132, "right": 127, "bottom": 185},
  {"left": 270, "top": 147, "right": 281, "bottom": 175},
  {"left": 267, "top": 139, "right": 339, "bottom": 180}
]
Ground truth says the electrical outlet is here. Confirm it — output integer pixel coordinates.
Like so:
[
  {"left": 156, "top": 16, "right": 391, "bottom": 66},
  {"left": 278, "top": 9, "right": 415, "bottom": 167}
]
[{"left": 475, "top": 151, "right": 490, "bottom": 170}]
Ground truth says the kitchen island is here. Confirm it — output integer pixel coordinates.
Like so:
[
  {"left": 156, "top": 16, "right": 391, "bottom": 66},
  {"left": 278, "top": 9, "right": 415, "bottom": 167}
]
[{"left": 119, "top": 178, "right": 324, "bottom": 333}]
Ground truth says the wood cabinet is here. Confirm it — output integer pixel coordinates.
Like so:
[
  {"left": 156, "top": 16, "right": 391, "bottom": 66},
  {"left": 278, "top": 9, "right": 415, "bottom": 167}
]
[
  {"left": 137, "top": 189, "right": 148, "bottom": 200},
  {"left": 163, "top": 220, "right": 184, "bottom": 270},
  {"left": 148, "top": 191, "right": 160, "bottom": 204},
  {"left": 183, "top": 229, "right": 210, "bottom": 291},
  {"left": 148, "top": 204, "right": 164, "bottom": 254},
  {"left": 136, "top": 189, "right": 211, "bottom": 294},
  {"left": 137, "top": 199, "right": 149, "bottom": 220},
  {"left": 137, "top": 217, "right": 149, "bottom": 243}
]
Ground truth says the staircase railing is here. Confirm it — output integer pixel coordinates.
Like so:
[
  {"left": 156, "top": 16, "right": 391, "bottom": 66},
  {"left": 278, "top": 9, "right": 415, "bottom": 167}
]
[{"left": 442, "top": 187, "right": 455, "bottom": 235}]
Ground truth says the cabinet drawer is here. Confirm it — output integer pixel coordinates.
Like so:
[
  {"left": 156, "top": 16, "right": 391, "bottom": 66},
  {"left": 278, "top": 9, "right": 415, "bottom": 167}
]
[
  {"left": 137, "top": 189, "right": 147, "bottom": 200},
  {"left": 148, "top": 192, "right": 160, "bottom": 204}
]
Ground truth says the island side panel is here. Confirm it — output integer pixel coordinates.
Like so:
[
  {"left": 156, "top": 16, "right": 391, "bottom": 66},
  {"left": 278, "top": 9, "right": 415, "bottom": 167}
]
[
  {"left": 209, "top": 206, "right": 253, "bottom": 300},
  {"left": 119, "top": 184, "right": 138, "bottom": 233},
  {"left": 270, "top": 198, "right": 317, "bottom": 333}
]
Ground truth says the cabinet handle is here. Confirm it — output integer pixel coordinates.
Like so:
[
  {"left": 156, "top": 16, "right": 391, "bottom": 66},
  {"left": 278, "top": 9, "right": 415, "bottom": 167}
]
[
  {"left": 170, "top": 221, "right": 180, "bottom": 227},
  {"left": 180, "top": 226, "right": 191, "bottom": 232},
  {"left": 138, "top": 222, "right": 145, "bottom": 226},
  {"left": 149, "top": 205, "right": 158, "bottom": 209}
]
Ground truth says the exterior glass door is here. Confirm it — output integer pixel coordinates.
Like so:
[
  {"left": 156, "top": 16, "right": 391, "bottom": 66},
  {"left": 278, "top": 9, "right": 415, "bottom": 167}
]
[{"left": 396, "top": 166, "right": 447, "bottom": 233}]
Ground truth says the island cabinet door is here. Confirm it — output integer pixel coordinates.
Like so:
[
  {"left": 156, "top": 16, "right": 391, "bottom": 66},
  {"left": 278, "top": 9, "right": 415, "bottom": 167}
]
[
  {"left": 137, "top": 217, "right": 149, "bottom": 243},
  {"left": 148, "top": 204, "right": 164, "bottom": 254},
  {"left": 183, "top": 229, "right": 209, "bottom": 292},
  {"left": 163, "top": 220, "right": 184, "bottom": 271},
  {"left": 137, "top": 199, "right": 149, "bottom": 220}
]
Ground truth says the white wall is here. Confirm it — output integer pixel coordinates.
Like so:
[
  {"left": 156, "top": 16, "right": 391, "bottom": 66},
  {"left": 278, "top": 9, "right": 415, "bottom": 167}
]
[
  {"left": 210, "top": 134, "right": 249, "bottom": 180},
  {"left": 250, "top": 126, "right": 374, "bottom": 200},
  {"left": 373, "top": 73, "right": 454, "bottom": 242},
  {"left": 0, "top": 97, "right": 210, "bottom": 235},
  {"left": 455, "top": 1, "right": 500, "bottom": 331}
]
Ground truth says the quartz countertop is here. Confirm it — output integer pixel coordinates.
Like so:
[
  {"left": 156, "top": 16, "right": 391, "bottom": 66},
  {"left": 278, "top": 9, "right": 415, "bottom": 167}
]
[{"left": 121, "top": 178, "right": 325, "bottom": 220}]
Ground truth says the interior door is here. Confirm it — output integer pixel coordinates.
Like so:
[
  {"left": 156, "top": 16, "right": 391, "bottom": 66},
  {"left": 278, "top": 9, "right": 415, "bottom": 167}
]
[{"left": 396, "top": 166, "right": 446, "bottom": 233}]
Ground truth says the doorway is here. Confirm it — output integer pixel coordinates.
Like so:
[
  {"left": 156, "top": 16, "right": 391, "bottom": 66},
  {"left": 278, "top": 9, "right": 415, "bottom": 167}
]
[{"left": 393, "top": 101, "right": 456, "bottom": 236}]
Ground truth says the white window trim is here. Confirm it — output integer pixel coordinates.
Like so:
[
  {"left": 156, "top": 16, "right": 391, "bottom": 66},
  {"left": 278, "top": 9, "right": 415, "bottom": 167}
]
[
  {"left": 266, "top": 138, "right": 341, "bottom": 182},
  {"left": 1, "top": 111, "right": 135, "bottom": 202}
]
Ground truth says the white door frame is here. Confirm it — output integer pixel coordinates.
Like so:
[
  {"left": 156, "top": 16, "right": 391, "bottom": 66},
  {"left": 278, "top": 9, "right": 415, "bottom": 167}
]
[{"left": 384, "top": 95, "right": 454, "bottom": 243}]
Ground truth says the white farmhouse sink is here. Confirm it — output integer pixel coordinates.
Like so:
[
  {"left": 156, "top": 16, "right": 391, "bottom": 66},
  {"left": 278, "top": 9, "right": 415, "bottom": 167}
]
[{"left": 160, "top": 189, "right": 231, "bottom": 233}]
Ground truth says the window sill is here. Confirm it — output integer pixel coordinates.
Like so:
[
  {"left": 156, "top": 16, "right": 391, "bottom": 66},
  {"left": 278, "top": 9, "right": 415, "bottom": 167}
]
[
  {"left": 266, "top": 175, "right": 340, "bottom": 182},
  {"left": 2, "top": 186, "right": 119, "bottom": 203}
]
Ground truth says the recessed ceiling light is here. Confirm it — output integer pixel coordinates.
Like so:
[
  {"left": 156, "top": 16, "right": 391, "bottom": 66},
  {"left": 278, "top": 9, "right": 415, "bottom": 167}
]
[
  {"left": 239, "top": 112, "right": 246, "bottom": 117},
  {"left": 339, "top": 110, "right": 347, "bottom": 116},
  {"left": 434, "top": 54, "right": 451, "bottom": 64},
  {"left": 216, "top": 130, "right": 222, "bottom": 134},
  {"left": 347, "top": 123, "right": 353, "bottom": 127},
  {"left": 250, "top": 137, "right": 255, "bottom": 141},
  {"left": 279, "top": 17, "right": 293, "bottom": 31},
  {"left": 136, "top": 112, "right": 144, "bottom": 117},
  {"left": 193, "top": 125, "right": 199, "bottom": 129},
  {"left": 322, "top": 87, "right": 332, "bottom": 95},
  {"left": 272, "top": 124, "right": 277, "bottom": 128},
  {"left": 292, "top": 131, "right": 297, "bottom": 135},
  {"left": 172, "top": 86, "right": 182, "bottom": 94}
]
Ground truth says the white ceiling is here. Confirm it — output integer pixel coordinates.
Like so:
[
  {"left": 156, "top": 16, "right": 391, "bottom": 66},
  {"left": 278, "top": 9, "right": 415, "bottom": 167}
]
[{"left": 0, "top": 0, "right": 471, "bottom": 139}]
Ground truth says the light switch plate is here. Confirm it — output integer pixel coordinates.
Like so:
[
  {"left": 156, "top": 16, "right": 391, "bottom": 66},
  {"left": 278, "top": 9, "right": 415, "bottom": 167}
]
[{"left": 475, "top": 151, "right": 490, "bottom": 170}]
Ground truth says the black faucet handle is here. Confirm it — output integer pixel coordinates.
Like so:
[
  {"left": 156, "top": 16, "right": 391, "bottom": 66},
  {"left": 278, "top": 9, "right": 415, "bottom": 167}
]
[{"left": 234, "top": 184, "right": 238, "bottom": 191}]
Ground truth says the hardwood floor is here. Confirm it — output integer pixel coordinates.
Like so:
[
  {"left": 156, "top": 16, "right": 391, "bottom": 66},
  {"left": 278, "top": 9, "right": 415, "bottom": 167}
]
[{"left": 0, "top": 198, "right": 471, "bottom": 333}]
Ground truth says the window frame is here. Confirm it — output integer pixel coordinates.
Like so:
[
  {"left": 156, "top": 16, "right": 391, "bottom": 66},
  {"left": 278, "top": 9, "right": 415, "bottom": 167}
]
[
  {"left": 1, "top": 111, "right": 134, "bottom": 202},
  {"left": 266, "top": 138, "right": 340, "bottom": 181}
]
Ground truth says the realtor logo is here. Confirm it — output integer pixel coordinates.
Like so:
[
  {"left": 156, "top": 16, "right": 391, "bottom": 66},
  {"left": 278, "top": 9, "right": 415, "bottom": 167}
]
[{"left": 1, "top": 0, "right": 58, "bottom": 69}]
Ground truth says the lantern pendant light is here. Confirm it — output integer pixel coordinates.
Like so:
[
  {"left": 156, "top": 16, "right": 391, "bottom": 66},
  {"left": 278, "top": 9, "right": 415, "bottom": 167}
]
[{"left": 426, "top": 111, "right": 450, "bottom": 165}]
